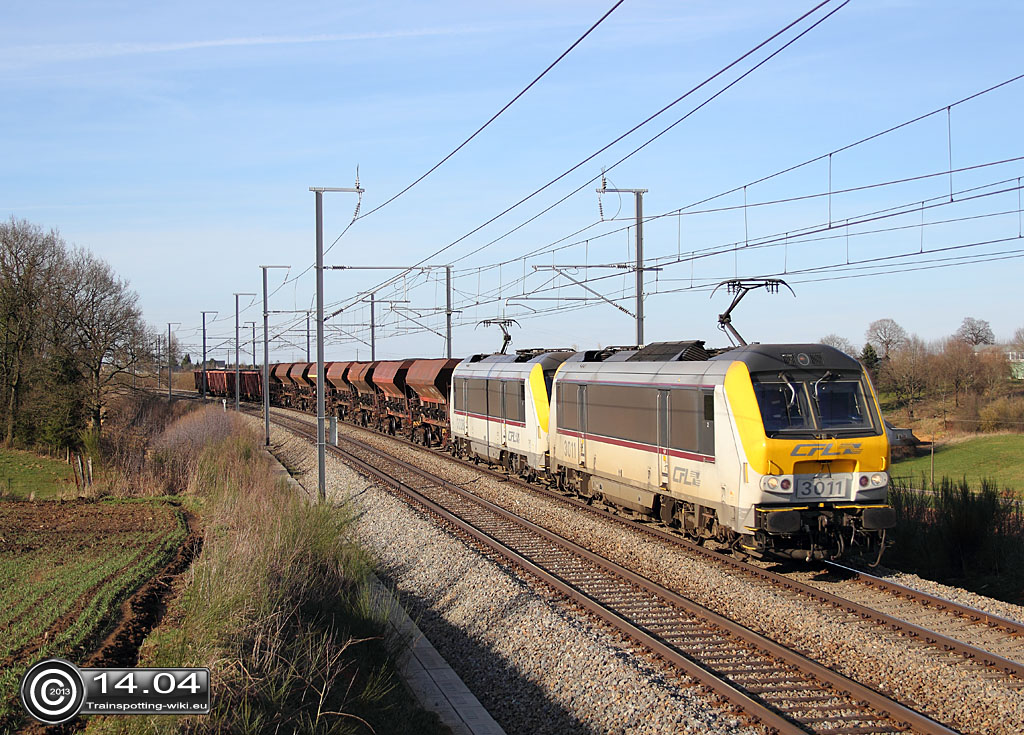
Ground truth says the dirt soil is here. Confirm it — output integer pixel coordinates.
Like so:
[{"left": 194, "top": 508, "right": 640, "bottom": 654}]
[{"left": 1, "top": 500, "right": 200, "bottom": 735}]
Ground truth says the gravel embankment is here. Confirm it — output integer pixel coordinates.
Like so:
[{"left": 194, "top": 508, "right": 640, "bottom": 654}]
[
  {"left": 287, "top": 413, "right": 1024, "bottom": 735},
  {"left": 261, "top": 417, "right": 763, "bottom": 735},
  {"left": 877, "top": 570, "right": 1024, "bottom": 626}
]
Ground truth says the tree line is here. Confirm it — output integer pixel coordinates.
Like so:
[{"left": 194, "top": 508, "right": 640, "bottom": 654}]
[
  {"left": 0, "top": 217, "right": 153, "bottom": 448},
  {"left": 822, "top": 316, "right": 1023, "bottom": 429}
]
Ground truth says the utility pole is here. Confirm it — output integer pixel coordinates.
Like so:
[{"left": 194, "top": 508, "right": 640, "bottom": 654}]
[
  {"left": 234, "top": 292, "right": 256, "bottom": 411},
  {"left": 598, "top": 183, "right": 647, "bottom": 346},
  {"left": 446, "top": 265, "right": 453, "bottom": 359},
  {"left": 200, "top": 311, "right": 217, "bottom": 400},
  {"left": 260, "top": 266, "right": 289, "bottom": 446},
  {"left": 166, "top": 323, "right": 180, "bottom": 402},
  {"left": 370, "top": 293, "right": 376, "bottom": 361},
  {"left": 306, "top": 312, "right": 311, "bottom": 362},
  {"left": 310, "top": 185, "right": 364, "bottom": 503},
  {"left": 246, "top": 321, "right": 257, "bottom": 367}
]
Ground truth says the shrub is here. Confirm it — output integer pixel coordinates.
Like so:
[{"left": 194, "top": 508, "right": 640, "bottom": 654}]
[
  {"left": 888, "top": 475, "right": 1024, "bottom": 591},
  {"left": 978, "top": 396, "right": 1024, "bottom": 432}
]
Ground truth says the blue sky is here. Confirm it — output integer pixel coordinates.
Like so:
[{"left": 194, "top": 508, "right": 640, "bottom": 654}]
[{"left": 2, "top": 0, "right": 1023, "bottom": 362}]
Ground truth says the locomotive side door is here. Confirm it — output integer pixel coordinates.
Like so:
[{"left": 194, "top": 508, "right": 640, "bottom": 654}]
[
  {"left": 500, "top": 381, "right": 508, "bottom": 447},
  {"left": 577, "top": 384, "right": 587, "bottom": 467},
  {"left": 657, "top": 390, "right": 670, "bottom": 487}
]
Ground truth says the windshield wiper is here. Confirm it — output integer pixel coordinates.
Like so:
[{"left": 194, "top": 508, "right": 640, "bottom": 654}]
[
  {"left": 813, "top": 371, "right": 837, "bottom": 403},
  {"left": 778, "top": 372, "right": 798, "bottom": 408}
]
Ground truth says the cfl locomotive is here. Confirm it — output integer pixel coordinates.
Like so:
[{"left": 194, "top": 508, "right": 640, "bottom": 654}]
[{"left": 196, "top": 339, "right": 895, "bottom": 561}]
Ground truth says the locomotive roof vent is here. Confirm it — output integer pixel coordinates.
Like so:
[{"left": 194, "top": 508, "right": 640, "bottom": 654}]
[
  {"left": 626, "top": 340, "right": 708, "bottom": 362},
  {"left": 513, "top": 347, "right": 573, "bottom": 362},
  {"left": 569, "top": 345, "right": 639, "bottom": 363}
]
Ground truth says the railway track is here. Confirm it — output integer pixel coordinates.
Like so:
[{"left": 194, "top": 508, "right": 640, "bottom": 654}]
[
  {"left": 266, "top": 403, "right": 1024, "bottom": 681},
  {"left": 268, "top": 408, "right": 959, "bottom": 735}
]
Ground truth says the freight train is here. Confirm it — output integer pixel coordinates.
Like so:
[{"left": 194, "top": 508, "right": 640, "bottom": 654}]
[{"left": 195, "top": 340, "right": 895, "bottom": 562}]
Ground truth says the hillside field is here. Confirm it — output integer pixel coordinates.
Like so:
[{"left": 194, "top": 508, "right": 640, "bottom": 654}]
[
  {"left": 890, "top": 434, "right": 1024, "bottom": 492},
  {"left": 0, "top": 447, "right": 75, "bottom": 500}
]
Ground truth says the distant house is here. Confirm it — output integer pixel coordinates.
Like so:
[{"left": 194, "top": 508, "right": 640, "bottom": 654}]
[
  {"left": 204, "top": 359, "right": 227, "bottom": 370},
  {"left": 1006, "top": 350, "right": 1024, "bottom": 380},
  {"left": 970, "top": 345, "right": 1024, "bottom": 380}
]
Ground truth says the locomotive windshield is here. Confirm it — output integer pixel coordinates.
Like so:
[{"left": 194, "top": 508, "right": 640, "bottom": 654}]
[{"left": 752, "top": 371, "right": 877, "bottom": 437}]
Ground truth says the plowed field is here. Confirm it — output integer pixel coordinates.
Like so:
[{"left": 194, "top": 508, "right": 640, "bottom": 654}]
[{"left": 0, "top": 499, "right": 187, "bottom": 731}]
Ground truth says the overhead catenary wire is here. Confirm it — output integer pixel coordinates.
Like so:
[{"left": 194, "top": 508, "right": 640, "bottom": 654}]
[
  {"left": 256, "top": 0, "right": 626, "bottom": 306},
  {"left": 360, "top": 158, "right": 1024, "bottom": 322},
  {"left": 325, "top": 0, "right": 845, "bottom": 321},
  {"left": 367, "top": 173, "right": 1024, "bottom": 333},
  {"left": 208, "top": 24, "right": 1024, "bottom": 360},
  {"left": 431, "top": 74, "right": 1024, "bottom": 283},
  {"left": 355, "top": 0, "right": 627, "bottom": 222}
]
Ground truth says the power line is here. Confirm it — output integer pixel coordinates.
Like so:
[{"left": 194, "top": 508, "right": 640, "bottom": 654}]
[
  {"left": 355, "top": 0, "right": 628, "bottom": 221},
  {"left": 447, "top": 0, "right": 850, "bottom": 269},
  {"left": 259, "top": 0, "right": 627, "bottom": 305},
  {"left": 437, "top": 74, "right": 1024, "bottom": 284},
  {"left": 327, "top": 0, "right": 844, "bottom": 320},
  {"left": 368, "top": 171, "right": 1024, "bottom": 322},
  {"left": 673, "top": 71, "right": 1024, "bottom": 215}
]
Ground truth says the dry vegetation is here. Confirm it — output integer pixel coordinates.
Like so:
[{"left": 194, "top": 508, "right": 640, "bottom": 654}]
[{"left": 85, "top": 403, "right": 448, "bottom": 735}]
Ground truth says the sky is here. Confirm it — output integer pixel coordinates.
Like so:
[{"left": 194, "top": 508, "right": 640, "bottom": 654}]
[{"left": 2, "top": 0, "right": 1023, "bottom": 363}]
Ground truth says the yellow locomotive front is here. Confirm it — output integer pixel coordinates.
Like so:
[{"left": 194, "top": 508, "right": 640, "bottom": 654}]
[{"left": 724, "top": 345, "right": 895, "bottom": 561}]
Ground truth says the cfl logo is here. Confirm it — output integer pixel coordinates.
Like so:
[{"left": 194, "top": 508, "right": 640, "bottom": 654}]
[
  {"left": 790, "top": 442, "right": 862, "bottom": 457},
  {"left": 20, "top": 658, "right": 85, "bottom": 724}
]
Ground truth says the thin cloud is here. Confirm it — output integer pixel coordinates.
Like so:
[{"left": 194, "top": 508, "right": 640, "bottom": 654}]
[{"left": 0, "top": 25, "right": 519, "bottom": 70}]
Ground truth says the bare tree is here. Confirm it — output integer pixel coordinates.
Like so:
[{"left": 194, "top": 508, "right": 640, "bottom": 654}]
[
  {"left": 1013, "top": 326, "right": 1024, "bottom": 352},
  {"left": 935, "top": 337, "right": 976, "bottom": 407},
  {"left": 64, "top": 250, "right": 147, "bottom": 433},
  {"left": 955, "top": 317, "right": 995, "bottom": 346},
  {"left": 864, "top": 318, "right": 907, "bottom": 358},
  {"left": 975, "top": 346, "right": 1010, "bottom": 397},
  {"left": 879, "top": 336, "right": 931, "bottom": 417},
  {"left": 819, "top": 334, "right": 857, "bottom": 356},
  {"left": 0, "top": 218, "right": 66, "bottom": 444}
]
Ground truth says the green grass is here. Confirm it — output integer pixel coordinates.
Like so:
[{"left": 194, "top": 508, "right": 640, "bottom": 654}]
[
  {"left": 0, "top": 446, "right": 75, "bottom": 499},
  {"left": 0, "top": 499, "right": 187, "bottom": 732},
  {"left": 890, "top": 434, "right": 1024, "bottom": 493}
]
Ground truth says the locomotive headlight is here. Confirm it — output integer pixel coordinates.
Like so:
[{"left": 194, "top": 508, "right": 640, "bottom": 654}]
[
  {"left": 859, "top": 475, "right": 869, "bottom": 487},
  {"left": 761, "top": 475, "right": 791, "bottom": 492},
  {"left": 871, "top": 473, "right": 887, "bottom": 487}
]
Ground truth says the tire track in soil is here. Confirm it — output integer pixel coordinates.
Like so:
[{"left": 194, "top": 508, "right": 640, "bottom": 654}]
[{"left": 18, "top": 514, "right": 203, "bottom": 735}]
